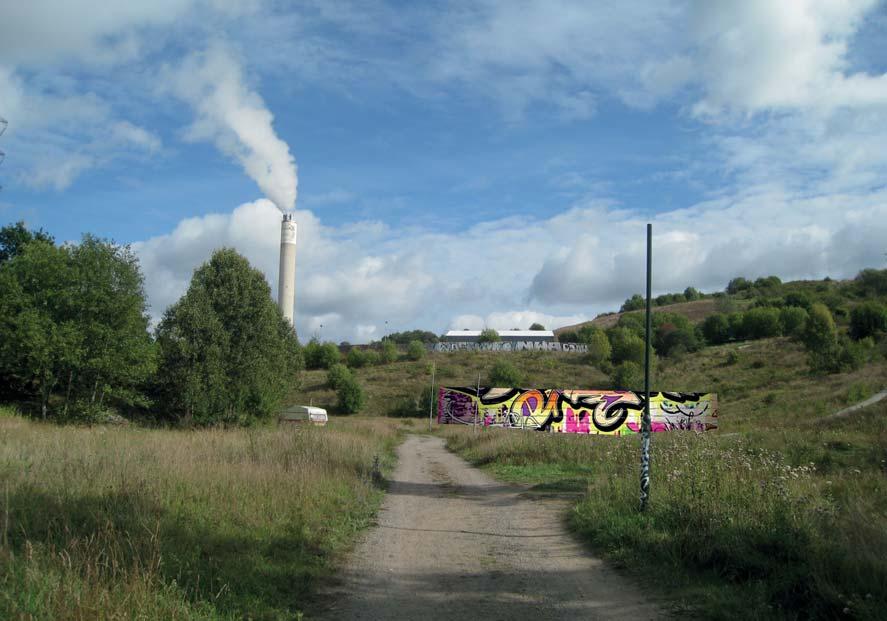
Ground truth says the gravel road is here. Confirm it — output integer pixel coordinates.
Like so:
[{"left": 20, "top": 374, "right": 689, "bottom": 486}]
[{"left": 314, "top": 434, "right": 661, "bottom": 620}]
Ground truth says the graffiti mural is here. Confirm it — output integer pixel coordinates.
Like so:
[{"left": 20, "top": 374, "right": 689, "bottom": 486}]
[{"left": 437, "top": 387, "right": 718, "bottom": 434}]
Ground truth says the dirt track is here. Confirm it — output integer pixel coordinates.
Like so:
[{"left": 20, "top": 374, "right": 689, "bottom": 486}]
[{"left": 315, "top": 434, "right": 661, "bottom": 620}]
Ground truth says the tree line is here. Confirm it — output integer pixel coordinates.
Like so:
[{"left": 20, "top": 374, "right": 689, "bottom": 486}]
[{"left": 0, "top": 222, "right": 301, "bottom": 425}]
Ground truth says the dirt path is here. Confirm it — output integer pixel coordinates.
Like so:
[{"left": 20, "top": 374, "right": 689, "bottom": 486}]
[{"left": 314, "top": 435, "right": 661, "bottom": 620}]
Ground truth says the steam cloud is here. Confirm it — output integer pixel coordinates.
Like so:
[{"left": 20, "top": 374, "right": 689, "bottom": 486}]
[{"left": 169, "top": 45, "right": 297, "bottom": 212}]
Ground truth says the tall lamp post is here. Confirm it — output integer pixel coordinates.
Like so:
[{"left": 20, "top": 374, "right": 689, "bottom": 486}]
[{"left": 640, "top": 224, "right": 653, "bottom": 511}]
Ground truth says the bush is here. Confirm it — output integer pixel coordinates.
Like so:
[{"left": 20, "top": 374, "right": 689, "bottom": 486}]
[
  {"left": 611, "top": 361, "right": 644, "bottom": 390},
  {"left": 304, "top": 340, "right": 341, "bottom": 369},
  {"left": 336, "top": 375, "right": 364, "bottom": 414},
  {"left": 779, "top": 306, "right": 809, "bottom": 338},
  {"left": 478, "top": 328, "right": 500, "bottom": 343},
  {"left": 488, "top": 359, "right": 523, "bottom": 386},
  {"left": 741, "top": 307, "right": 782, "bottom": 339},
  {"left": 608, "top": 327, "right": 646, "bottom": 366},
  {"left": 558, "top": 331, "right": 579, "bottom": 343},
  {"left": 849, "top": 301, "right": 887, "bottom": 340},
  {"left": 586, "top": 330, "right": 612, "bottom": 367},
  {"left": 327, "top": 363, "right": 352, "bottom": 390},
  {"left": 388, "top": 387, "right": 437, "bottom": 418},
  {"left": 529, "top": 322, "right": 545, "bottom": 330},
  {"left": 407, "top": 339, "right": 426, "bottom": 361},
  {"left": 615, "top": 313, "right": 645, "bottom": 339},
  {"left": 854, "top": 268, "right": 887, "bottom": 296},
  {"left": 346, "top": 347, "right": 371, "bottom": 368},
  {"left": 808, "top": 337, "right": 868, "bottom": 375},
  {"left": 379, "top": 340, "right": 399, "bottom": 364},
  {"left": 702, "top": 314, "right": 731, "bottom": 344},
  {"left": 801, "top": 303, "right": 836, "bottom": 352},
  {"left": 655, "top": 322, "right": 701, "bottom": 357},
  {"left": 784, "top": 291, "right": 813, "bottom": 310},
  {"left": 620, "top": 294, "right": 645, "bottom": 312},
  {"left": 726, "top": 277, "right": 752, "bottom": 294},
  {"left": 683, "top": 286, "right": 700, "bottom": 301}
]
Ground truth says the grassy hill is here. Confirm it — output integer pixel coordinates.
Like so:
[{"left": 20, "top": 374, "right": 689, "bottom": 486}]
[{"left": 555, "top": 298, "right": 721, "bottom": 334}]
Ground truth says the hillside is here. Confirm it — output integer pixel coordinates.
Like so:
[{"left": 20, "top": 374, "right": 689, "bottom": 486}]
[{"left": 555, "top": 298, "right": 720, "bottom": 334}]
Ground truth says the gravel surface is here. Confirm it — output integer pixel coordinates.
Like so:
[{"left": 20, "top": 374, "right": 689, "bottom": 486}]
[{"left": 314, "top": 434, "right": 661, "bottom": 620}]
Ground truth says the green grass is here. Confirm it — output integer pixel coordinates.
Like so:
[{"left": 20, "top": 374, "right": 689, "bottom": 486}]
[
  {"left": 0, "top": 411, "right": 401, "bottom": 620},
  {"left": 438, "top": 387, "right": 887, "bottom": 619}
]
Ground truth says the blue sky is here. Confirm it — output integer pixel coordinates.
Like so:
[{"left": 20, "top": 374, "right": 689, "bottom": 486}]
[{"left": 3, "top": 1, "right": 887, "bottom": 342}]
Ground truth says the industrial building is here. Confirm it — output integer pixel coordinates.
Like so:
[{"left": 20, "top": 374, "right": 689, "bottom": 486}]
[{"left": 442, "top": 330, "right": 556, "bottom": 344}]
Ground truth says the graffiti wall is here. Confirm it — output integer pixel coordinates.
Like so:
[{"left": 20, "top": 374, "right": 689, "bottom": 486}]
[{"left": 437, "top": 387, "right": 718, "bottom": 434}]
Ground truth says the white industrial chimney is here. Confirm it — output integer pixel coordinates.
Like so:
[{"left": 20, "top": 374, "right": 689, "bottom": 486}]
[{"left": 278, "top": 213, "right": 297, "bottom": 326}]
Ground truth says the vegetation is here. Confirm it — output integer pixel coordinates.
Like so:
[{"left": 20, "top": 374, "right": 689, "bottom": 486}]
[
  {"left": 154, "top": 249, "right": 301, "bottom": 426},
  {"left": 406, "top": 339, "right": 426, "bottom": 361},
  {"left": 529, "top": 322, "right": 546, "bottom": 330},
  {"left": 336, "top": 373, "right": 365, "bottom": 414},
  {"left": 477, "top": 328, "right": 500, "bottom": 343},
  {"left": 488, "top": 359, "right": 523, "bottom": 386},
  {"left": 381, "top": 329, "right": 439, "bottom": 345},
  {"left": 0, "top": 410, "right": 400, "bottom": 619},
  {"left": 304, "top": 339, "right": 341, "bottom": 370}
]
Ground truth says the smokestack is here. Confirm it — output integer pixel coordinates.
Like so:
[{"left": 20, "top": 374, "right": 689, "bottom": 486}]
[{"left": 278, "top": 213, "right": 297, "bottom": 326}]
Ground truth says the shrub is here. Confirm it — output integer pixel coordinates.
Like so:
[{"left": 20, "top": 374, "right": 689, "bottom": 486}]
[
  {"left": 478, "top": 328, "right": 500, "bottom": 343},
  {"left": 620, "top": 294, "right": 645, "bottom": 312},
  {"left": 808, "top": 337, "right": 867, "bottom": 375},
  {"left": 608, "top": 328, "right": 646, "bottom": 366},
  {"left": 727, "top": 312, "right": 746, "bottom": 341},
  {"left": 615, "top": 313, "right": 645, "bottom": 339},
  {"left": 754, "top": 275, "right": 782, "bottom": 289},
  {"left": 726, "top": 277, "right": 752, "bottom": 294},
  {"left": 854, "top": 268, "right": 887, "bottom": 296},
  {"left": 702, "top": 314, "right": 731, "bottom": 345},
  {"left": 407, "top": 339, "right": 426, "bottom": 361},
  {"left": 336, "top": 375, "right": 364, "bottom": 413},
  {"left": 741, "top": 307, "right": 782, "bottom": 339},
  {"left": 558, "top": 331, "right": 579, "bottom": 343},
  {"left": 529, "top": 322, "right": 545, "bottom": 330},
  {"left": 346, "top": 347, "right": 371, "bottom": 368},
  {"left": 779, "top": 306, "right": 809, "bottom": 338},
  {"left": 784, "top": 291, "right": 813, "bottom": 309},
  {"left": 725, "top": 350, "right": 740, "bottom": 366},
  {"left": 655, "top": 323, "right": 701, "bottom": 358},
  {"left": 683, "top": 286, "right": 700, "bottom": 301},
  {"left": 611, "top": 361, "right": 644, "bottom": 390},
  {"left": 327, "top": 363, "right": 352, "bottom": 390},
  {"left": 849, "top": 301, "right": 887, "bottom": 340},
  {"left": 801, "top": 303, "right": 836, "bottom": 352},
  {"left": 379, "top": 340, "right": 399, "bottom": 364},
  {"left": 305, "top": 340, "right": 341, "bottom": 369},
  {"left": 488, "top": 360, "right": 523, "bottom": 386},
  {"left": 586, "top": 330, "right": 612, "bottom": 367},
  {"left": 388, "top": 387, "right": 437, "bottom": 418}
]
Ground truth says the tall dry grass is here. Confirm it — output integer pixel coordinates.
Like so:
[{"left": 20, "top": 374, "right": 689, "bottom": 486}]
[
  {"left": 0, "top": 407, "right": 399, "bottom": 620},
  {"left": 440, "top": 406, "right": 887, "bottom": 620}
]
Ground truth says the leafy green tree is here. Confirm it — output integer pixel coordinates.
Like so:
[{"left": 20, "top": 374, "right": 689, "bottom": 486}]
[
  {"left": 586, "top": 330, "right": 612, "bottom": 367},
  {"left": 701, "top": 314, "right": 731, "bottom": 344},
  {"left": 683, "top": 287, "right": 701, "bottom": 301},
  {"left": 801, "top": 303, "right": 837, "bottom": 352},
  {"left": 784, "top": 291, "right": 813, "bottom": 310},
  {"left": 154, "top": 248, "right": 301, "bottom": 425},
  {"left": 382, "top": 329, "right": 439, "bottom": 344},
  {"left": 726, "top": 277, "right": 752, "bottom": 294},
  {"left": 478, "top": 328, "right": 500, "bottom": 343},
  {"left": 529, "top": 322, "right": 546, "bottom": 330},
  {"left": 379, "top": 340, "right": 398, "bottom": 364},
  {"left": 854, "top": 268, "right": 887, "bottom": 297},
  {"left": 608, "top": 327, "right": 645, "bottom": 366},
  {"left": 754, "top": 275, "right": 782, "bottom": 289},
  {"left": 327, "top": 363, "right": 352, "bottom": 390},
  {"left": 557, "top": 331, "right": 579, "bottom": 343},
  {"left": 620, "top": 294, "right": 645, "bottom": 312},
  {"left": 849, "top": 302, "right": 887, "bottom": 340},
  {"left": 615, "top": 313, "right": 645, "bottom": 339},
  {"left": 304, "top": 340, "right": 340, "bottom": 369},
  {"left": 347, "top": 347, "right": 370, "bottom": 368},
  {"left": 0, "top": 221, "right": 54, "bottom": 265},
  {"left": 488, "top": 359, "right": 523, "bottom": 386},
  {"left": 741, "top": 307, "right": 782, "bottom": 340},
  {"left": 779, "top": 306, "right": 809, "bottom": 338},
  {"left": 407, "top": 339, "right": 426, "bottom": 361},
  {"left": 611, "top": 361, "right": 644, "bottom": 390},
  {"left": 336, "top": 374, "right": 364, "bottom": 414}
]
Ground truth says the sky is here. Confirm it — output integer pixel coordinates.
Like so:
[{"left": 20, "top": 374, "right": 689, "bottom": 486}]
[{"left": 2, "top": 0, "right": 887, "bottom": 343}]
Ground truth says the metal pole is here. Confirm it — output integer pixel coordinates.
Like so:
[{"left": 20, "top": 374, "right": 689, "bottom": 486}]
[
  {"left": 640, "top": 223, "right": 652, "bottom": 511},
  {"left": 474, "top": 373, "right": 480, "bottom": 434},
  {"left": 428, "top": 364, "right": 436, "bottom": 431}
]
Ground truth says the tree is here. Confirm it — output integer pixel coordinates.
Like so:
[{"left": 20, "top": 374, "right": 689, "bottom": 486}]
[
  {"left": 683, "top": 287, "right": 700, "bottom": 301},
  {"left": 529, "top": 322, "right": 546, "bottom": 330},
  {"left": 608, "top": 327, "right": 645, "bottom": 366},
  {"left": 488, "top": 360, "right": 522, "bottom": 386},
  {"left": 726, "top": 277, "right": 752, "bottom": 295},
  {"left": 586, "top": 330, "right": 612, "bottom": 368},
  {"left": 407, "top": 339, "right": 426, "bottom": 361},
  {"left": 347, "top": 347, "right": 371, "bottom": 368},
  {"left": 379, "top": 340, "right": 398, "bottom": 364},
  {"left": 478, "top": 328, "right": 500, "bottom": 343},
  {"left": 849, "top": 302, "right": 887, "bottom": 340},
  {"left": 854, "top": 268, "right": 887, "bottom": 297},
  {"left": 154, "top": 248, "right": 301, "bottom": 425},
  {"left": 611, "top": 361, "right": 644, "bottom": 390},
  {"left": 0, "top": 221, "right": 54, "bottom": 265},
  {"left": 327, "top": 363, "right": 352, "bottom": 390},
  {"left": 336, "top": 374, "right": 364, "bottom": 414},
  {"left": 620, "top": 294, "right": 645, "bottom": 312},
  {"left": 801, "top": 303, "right": 836, "bottom": 352},
  {"left": 741, "top": 307, "right": 782, "bottom": 340},
  {"left": 779, "top": 306, "right": 808, "bottom": 339},
  {"left": 701, "top": 314, "right": 731, "bottom": 345},
  {"left": 304, "top": 340, "right": 340, "bottom": 369}
]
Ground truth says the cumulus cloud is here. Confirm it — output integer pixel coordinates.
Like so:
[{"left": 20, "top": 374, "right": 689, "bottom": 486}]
[{"left": 165, "top": 44, "right": 299, "bottom": 212}]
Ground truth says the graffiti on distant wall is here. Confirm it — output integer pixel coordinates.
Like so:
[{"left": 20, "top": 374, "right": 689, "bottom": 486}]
[
  {"left": 437, "top": 387, "right": 718, "bottom": 434},
  {"left": 433, "top": 342, "right": 588, "bottom": 353}
]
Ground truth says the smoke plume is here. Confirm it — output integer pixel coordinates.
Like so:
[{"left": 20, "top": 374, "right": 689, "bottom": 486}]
[{"left": 169, "top": 45, "right": 297, "bottom": 212}]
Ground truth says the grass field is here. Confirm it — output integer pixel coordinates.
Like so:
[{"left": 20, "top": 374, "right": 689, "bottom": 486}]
[
  {"left": 0, "top": 410, "right": 401, "bottom": 620},
  {"left": 435, "top": 338, "right": 887, "bottom": 619}
]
